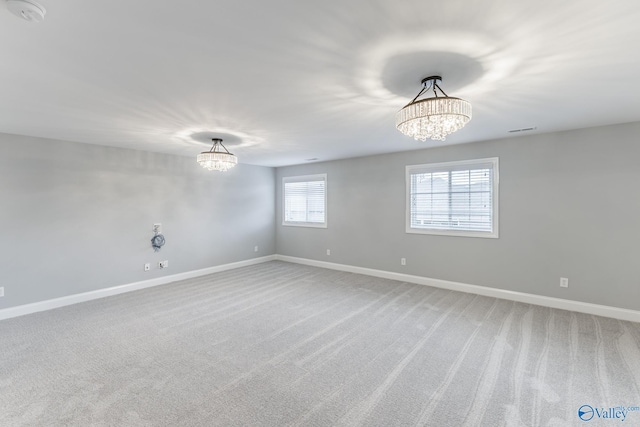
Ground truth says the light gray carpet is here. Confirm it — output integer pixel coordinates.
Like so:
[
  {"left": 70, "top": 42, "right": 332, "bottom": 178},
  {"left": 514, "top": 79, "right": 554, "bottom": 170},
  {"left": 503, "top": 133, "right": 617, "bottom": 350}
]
[{"left": 1, "top": 261, "right": 640, "bottom": 426}]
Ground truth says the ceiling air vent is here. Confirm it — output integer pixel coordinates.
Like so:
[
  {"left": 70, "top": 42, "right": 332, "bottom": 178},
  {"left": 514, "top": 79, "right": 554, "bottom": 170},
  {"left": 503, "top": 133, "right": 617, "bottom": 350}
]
[{"left": 508, "top": 127, "right": 537, "bottom": 134}]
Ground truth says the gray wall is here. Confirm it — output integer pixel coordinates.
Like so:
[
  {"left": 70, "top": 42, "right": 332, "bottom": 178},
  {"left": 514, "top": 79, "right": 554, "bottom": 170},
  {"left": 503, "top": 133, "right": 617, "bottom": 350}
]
[
  {"left": 276, "top": 121, "right": 640, "bottom": 311},
  {"left": 0, "top": 133, "right": 275, "bottom": 308}
]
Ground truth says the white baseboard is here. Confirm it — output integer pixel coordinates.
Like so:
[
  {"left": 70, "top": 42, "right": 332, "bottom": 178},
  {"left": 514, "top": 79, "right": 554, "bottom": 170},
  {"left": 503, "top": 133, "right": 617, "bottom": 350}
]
[
  {"left": 0, "top": 255, "right": 276, "bottom": 321},
  {"left": 3, "top": 254, "right": 639, "bottom": 324},
  {"left": 275, "top": 255, "right": 640, "bottom": 323}
]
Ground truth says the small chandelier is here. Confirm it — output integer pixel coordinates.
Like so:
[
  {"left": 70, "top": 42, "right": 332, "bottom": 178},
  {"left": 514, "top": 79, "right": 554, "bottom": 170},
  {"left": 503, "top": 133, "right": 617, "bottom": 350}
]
[
  {"left": 396, "top": 76, "right": 472, "bottom": 141},
  {"left": 197, "top": 138, "right": 238, "bottom": 172}
]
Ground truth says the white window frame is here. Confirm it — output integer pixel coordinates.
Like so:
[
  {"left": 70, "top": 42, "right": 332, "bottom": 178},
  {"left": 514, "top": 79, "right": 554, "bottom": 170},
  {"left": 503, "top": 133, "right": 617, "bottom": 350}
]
[
  {"left": 406, "top": 158, "right": 499, "bottom": 238},
  {"left": 282, "top": 174, "right": 327, "bottom": 228}
]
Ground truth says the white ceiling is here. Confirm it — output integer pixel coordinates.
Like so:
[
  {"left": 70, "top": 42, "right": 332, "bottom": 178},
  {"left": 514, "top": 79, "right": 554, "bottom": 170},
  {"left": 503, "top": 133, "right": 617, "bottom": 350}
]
[{"left": 2, "top": 0, "right": 640, "bottom": 167}]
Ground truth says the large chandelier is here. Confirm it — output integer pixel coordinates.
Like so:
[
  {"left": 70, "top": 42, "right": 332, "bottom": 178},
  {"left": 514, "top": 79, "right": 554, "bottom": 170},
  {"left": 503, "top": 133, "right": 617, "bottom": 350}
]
[
  {"left": 197, "top": 138, "right": 238, "bottom": 172},
  {"left": 396, "top": 76, "right": 471, "bottom": 141}
]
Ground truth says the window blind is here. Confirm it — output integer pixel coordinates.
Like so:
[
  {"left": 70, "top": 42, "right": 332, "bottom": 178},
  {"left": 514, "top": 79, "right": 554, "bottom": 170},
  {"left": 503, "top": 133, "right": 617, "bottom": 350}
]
[
  {"left": 407, "top": 158, "right": 498, "bottom": 237},
  {"left": 283, "top": 174, "right": 326, "bottom": 227}
]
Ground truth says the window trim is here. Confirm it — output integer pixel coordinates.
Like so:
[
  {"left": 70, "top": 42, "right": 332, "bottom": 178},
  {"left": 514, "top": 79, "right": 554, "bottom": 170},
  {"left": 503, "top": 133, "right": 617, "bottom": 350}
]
[
  {"left": 405, "top": 158, "right": 499, "bottom": 238},
  {"left": 282, "top": 173, "right": 327, "bottom": 228}
]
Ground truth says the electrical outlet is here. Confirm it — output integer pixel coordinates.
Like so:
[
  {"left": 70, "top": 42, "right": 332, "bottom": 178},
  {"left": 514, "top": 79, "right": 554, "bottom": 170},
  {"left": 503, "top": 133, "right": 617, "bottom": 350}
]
[
  {"left": 326, "top": 249, "right": 331, "bottom": 256},
  {"left": 144, "top": 263, "right": 150, "bottom": 271},
  {"left": 254, "top": 246, "right": 259, "bottom": 252},
  {"left": 401, "top": 258, "right": 406, "bottom": 266},
  {"left": 560, "top": 277, "right": 569, "bottom": 288},
  {"left": 153, "top": 223, "right": 162, "bottom": 233},
  {"left": 159, "top": 260, "right": 168, "bottom": 269},
  {"left": 0, "top": 287, "right": 4, "bottom": 297}
]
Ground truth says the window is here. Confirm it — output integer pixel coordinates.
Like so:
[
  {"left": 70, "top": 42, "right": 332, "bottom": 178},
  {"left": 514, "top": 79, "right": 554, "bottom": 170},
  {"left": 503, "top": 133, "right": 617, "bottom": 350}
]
[
  {"left": 283, "top": 174, "right": 327, "bottom": 228},
  {"left": 406, "top": 158, "right": 498, "bottom": 238}
]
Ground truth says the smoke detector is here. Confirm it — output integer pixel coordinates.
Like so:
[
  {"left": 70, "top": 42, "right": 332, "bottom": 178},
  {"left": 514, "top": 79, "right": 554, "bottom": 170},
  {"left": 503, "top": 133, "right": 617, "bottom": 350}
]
[{"left": 6, "top": 0, "right": 46, "bottom": 23}]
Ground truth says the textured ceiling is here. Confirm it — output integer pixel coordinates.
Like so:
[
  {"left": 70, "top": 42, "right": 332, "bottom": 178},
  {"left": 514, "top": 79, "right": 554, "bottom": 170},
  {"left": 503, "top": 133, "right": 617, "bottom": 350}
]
[{"left": 1, "top": 0, "right": 640, "bottom": 167}]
